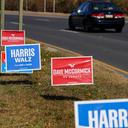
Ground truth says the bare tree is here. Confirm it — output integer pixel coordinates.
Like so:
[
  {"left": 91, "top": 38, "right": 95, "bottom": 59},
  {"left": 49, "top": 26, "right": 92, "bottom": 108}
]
[{"left": 4, "top": 0, "right": 128, "bottom": 14}]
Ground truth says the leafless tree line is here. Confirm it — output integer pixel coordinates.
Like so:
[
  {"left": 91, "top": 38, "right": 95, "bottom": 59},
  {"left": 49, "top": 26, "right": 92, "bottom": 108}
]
[{"left": 5, "top": 0, "right": 128, "bottom": 13}]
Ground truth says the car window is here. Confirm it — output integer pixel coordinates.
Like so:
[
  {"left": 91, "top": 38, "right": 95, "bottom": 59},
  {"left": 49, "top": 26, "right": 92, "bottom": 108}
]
[
  {"left": 78, "top": 3, "right": 87, "bottom": 11},
  {"left": 92, "top": 2, "right": 120, "bottom": 11},
  {"left": 82, "top": 3, "right": 90, "bottom": 12}
]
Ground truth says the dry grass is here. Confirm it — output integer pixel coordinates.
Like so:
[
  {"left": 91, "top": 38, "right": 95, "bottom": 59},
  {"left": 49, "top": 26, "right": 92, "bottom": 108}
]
[{"left": 0, "top": 41, "right": 128, "bottom": 128}]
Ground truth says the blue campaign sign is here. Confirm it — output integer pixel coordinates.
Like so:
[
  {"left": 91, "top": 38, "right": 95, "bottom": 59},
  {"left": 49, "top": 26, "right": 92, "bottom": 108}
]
[
  {"left": 1, "top": 63, "right": 6, "bottom": 73},
  {"left": 75, "top": 99, "right": 128, "bottom": 128},
  {"left": 1, "top": 62, "right": 33, "bottom": 74},
  {"left": 5, "top": 44, "right": 41, "bottom": 71}
]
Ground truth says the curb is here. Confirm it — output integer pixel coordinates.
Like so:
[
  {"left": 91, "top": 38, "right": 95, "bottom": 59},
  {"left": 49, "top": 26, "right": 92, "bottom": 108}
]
[
  {"left": 5, "top": 11, "right": 69, "bottom": 18},
  {"left": 29, "top": 38, "right": 128, "bottom": 78},
  {"left": 5, "top": 10, "right": 128, "bottom": 18},
  {"left": 46, "top": 43, "right": 128, "bottom": 77}
]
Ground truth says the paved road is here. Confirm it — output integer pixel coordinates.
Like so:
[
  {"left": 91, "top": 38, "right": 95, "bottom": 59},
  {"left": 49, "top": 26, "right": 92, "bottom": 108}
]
[{"left": 5, "top": 14, "right": 128, "bottom": 72}]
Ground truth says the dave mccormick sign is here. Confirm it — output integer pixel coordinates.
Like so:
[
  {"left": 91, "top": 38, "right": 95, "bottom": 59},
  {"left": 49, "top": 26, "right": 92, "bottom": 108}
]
[
  {"left": 1, "top": 30, "right": 25, "bottom": 46},
  {"left": 5, "top": 44, "right": 41, "bottom": 71},
  {"left": 74, "top": 99, "right": 128, "bottom": 128},
  {"left": 51, "top": 56, "right": 93, "bottom": 86}
]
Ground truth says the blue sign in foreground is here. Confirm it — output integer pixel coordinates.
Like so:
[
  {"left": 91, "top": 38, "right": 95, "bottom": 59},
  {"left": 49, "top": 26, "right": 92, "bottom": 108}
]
[
  {"left": 6, "top": 44, "right": 41, "bottom": 71},
  {"left": 75, "top": 99, "right": 128, "bottom": 128}
]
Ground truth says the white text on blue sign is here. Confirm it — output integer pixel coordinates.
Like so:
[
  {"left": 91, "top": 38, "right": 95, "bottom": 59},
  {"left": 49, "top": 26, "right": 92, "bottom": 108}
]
[
  {"left": 75, "top": 99, "right": 128, "bottom": 128},
  {"left": 6, "top": 44, "right": 41, "bottom": 71}
]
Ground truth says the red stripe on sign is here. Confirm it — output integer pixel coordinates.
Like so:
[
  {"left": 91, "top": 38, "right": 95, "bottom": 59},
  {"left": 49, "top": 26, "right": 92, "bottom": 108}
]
[{"left": 1, "top": 51, "right": 6, "bottom": 63}]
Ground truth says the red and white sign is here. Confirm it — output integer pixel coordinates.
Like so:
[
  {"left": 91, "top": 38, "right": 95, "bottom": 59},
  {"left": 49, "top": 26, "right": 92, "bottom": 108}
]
[
  {"left": 1, "top": 51, "right": 5, "bottom": 63},
  {"left": 1, "top": 30, "right": 25, "bottom": 46},
  {"left": 51, "top": 56, "right": 93, "bottom": 86}
]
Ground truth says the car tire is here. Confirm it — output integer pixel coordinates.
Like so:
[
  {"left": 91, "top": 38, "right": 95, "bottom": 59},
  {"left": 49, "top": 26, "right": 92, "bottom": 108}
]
[
  {"left": 115, "top": 27, "right": 123, "bottom": 33},
  {"left": 100, "top": 28, "right": 105, "bottom": 32},
  {"left": 84, "top": 24, "right": 92, "bottom": 32},
  {"left": 68, "top": 17, "right": 75, "bottom": 30},
  {"left": 83, "top": 19, "right": 92, "bottom": 32}
]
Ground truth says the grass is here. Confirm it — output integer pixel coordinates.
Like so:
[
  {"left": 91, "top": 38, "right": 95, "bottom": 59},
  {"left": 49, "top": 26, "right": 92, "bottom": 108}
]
[{"left": 0, "top": 40, "right": 128, "bottom": 128}]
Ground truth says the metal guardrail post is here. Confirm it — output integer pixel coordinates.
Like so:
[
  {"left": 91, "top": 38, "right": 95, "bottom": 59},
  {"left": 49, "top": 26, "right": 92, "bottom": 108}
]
[
  {"left": 19, "top": 0, "right": 24, "bottom": 30},
  {"left": 1, "top": 0, "right": 5, "bottom": 30},
  {"left": 44, "top": 0, "right": 46, "bottom": 12},
  {"left": 53, "top": 0, "right": 56, "bottom": 13}
]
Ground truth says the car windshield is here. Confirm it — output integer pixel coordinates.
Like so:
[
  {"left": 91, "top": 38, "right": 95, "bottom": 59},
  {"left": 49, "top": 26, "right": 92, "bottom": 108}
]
[{"left": 92, "top": 2, "right": 120, "bottom": 11}]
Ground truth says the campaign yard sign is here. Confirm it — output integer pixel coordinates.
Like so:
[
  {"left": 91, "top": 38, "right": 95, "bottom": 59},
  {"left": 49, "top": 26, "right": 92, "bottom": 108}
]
[
  {"left": 51, "top": 56, "right": 93, "bottom": 86},
  {"left": 5, "top": 44, "right": 41, "bottom": 72},
  {"left": 74, "top": 99, "right": 128, "bottom": 128},
  {"left": 1, "top": 51, "right": 6, "bottom": 73},
  {"left": 1, "top": 51, "right": 5, "bottom": 63},
  {"left": 1, "top": 30, "right": 25, "bottom": 46},
  {"left": 1, "top": 51, "right": 33, "bottom": 73}
]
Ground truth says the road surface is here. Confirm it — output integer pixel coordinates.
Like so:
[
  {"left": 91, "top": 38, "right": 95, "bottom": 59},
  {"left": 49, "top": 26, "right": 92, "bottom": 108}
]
[{"left": 5, "top": 14, "right": 128, "bottom": 72}]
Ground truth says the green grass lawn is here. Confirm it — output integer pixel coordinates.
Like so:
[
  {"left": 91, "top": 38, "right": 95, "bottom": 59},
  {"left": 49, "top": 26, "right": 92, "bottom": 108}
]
[{"left": 0, "top": 41, "right": 128, "bottom": 128}]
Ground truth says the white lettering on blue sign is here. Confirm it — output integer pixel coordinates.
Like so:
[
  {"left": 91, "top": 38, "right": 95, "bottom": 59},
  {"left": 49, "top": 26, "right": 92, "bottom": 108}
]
[
  {"left": 6, "top": 44, "right": 41, "bottom": 71},
  {"left": 88, "top": 109, "right": 128, "bottom": 128},
  {"left": 75, "top": 100, "right": 128, "bottom": 128},
  {"left": 14, "top": 57, "right": 32, "bottom": 63},
  {"left": 10, "top": 48, "right": 35, "bottom": 63},
  {"left": 11, "top": 48, "right": 35, "bottom": 58}
]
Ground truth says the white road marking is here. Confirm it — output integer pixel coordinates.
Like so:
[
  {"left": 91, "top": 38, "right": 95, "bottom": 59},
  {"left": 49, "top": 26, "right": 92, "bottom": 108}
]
[
  {"left": 60, "top": 29, "right": 79, "bottom": 34},
  {"left": 10, "top": 22, "right": 25, "bottom": 25},
  {"left": 36, "top": 18, "right": 50, "bottom": 22}
]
